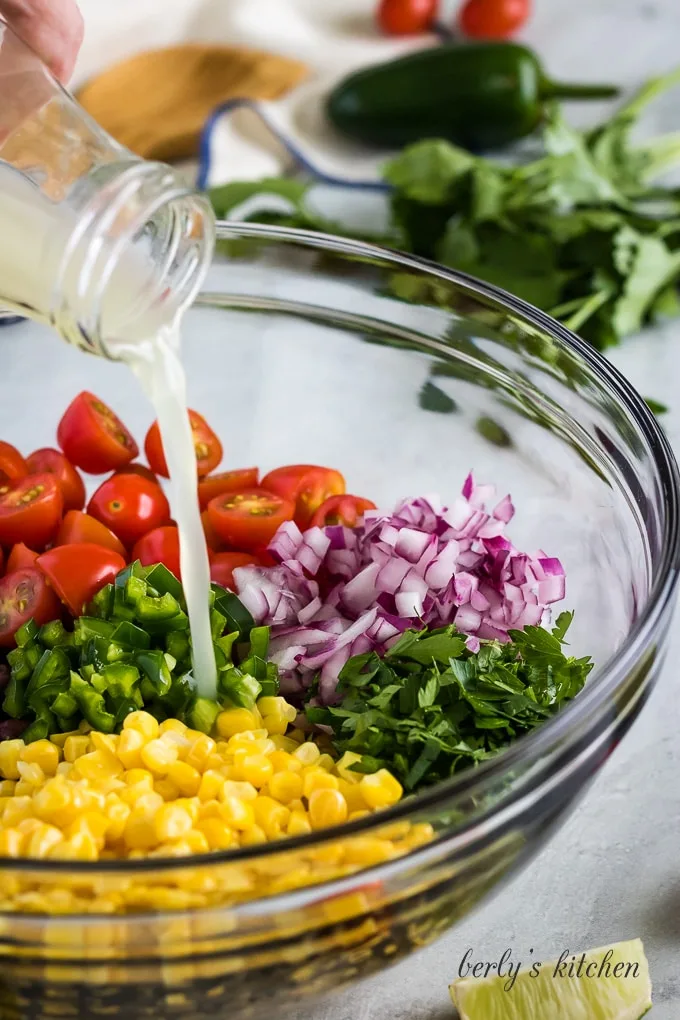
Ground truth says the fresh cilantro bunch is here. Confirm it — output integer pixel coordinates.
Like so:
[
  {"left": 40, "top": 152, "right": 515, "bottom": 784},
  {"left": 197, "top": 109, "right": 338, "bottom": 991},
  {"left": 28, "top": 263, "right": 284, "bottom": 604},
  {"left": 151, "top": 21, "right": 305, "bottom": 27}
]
[{"left": 306, "top": 612, "right": 592, "bottom": 792}]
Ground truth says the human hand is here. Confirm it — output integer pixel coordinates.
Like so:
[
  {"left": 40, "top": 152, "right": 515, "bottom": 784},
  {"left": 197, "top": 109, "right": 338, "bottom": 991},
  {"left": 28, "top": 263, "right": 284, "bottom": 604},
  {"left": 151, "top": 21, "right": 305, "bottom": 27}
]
[{"left": 0, "top": 0, "right": 84, "bottom": 82}]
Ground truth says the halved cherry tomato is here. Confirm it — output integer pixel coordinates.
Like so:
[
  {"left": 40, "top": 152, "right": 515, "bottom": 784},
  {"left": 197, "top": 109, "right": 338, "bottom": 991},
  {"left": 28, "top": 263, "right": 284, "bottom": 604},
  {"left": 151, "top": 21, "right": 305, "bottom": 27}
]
[
  {"left": 0, "top": 474, "right": 63, "bottom": 549},
  {"left": 207, "top": 489, "right": 295, "bottom": 552},
  {"left": 377, "top": 0, "right": 438, "bottom": 35},
  {"left": 458, "top": 0, "right": 530, "bottom": 38},
  {"left": 209, "top": 552, "right": 259, "bottom": 590},
  {"left": 310, "top": 495, "right": 377, "bottom": 528},
  {"left": 144, "top": 410, "right": 222, "bottom": 479},
  {"left": 88, "top": 474, "right": 170, "bottom": 548},
  {"left": 198, "top": 468, "right": 259, "bottom": 511},
  {"left": 0, "top": 441, "right": 28, "bottom": 495},
  {"left": 111, "top": 462, "right": 159, "bottom": 485},
  {"left": 201, "top": 510, "right": 227, "bottom": 553},
  {"left": 37, "top": 544, "right": 126, "bottom": 616},
  {"left": 56, "top": 510, "right": 127, "bottom": 559},
  {"left": 132, "top": 526, "right": 181, "bottom": 579},
  {"left": 0, "top": 567, "right": 62, "bottom": 647},
  {"left": 261, "top": 464, "right": 346, "bottom": 528},
  {"left": 57, "top": 391, "right": 138, "bottom": 474},
  {"left": 6, "top": 543, "right": 39, "bottom": 573},
  {"left": 26, "top": 447, "right": 86, "bottom": 511}
]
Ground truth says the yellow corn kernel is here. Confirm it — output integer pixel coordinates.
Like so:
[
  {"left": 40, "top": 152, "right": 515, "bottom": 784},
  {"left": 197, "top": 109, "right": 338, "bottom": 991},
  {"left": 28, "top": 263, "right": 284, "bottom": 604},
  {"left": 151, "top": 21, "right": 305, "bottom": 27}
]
[
  {"left": 287, "top": 811, "right": 312, "bottom": 837},
  {"left": 344, "top": 837, "right": 396, "bottom": 866},
  {"left": 182, "top": 829, "right": 210, "bottom": 854},
  {"left": 72, "top": 750, "right": 123, "bottom": 782},
  {"left": 0, "top": 739, "right": 25, "bottom": 780},
  {"left": 216, "top": 709, "right": 258, "bottom": 739},
  {"left": 117, "top": 729, "right": 146, "bottom": 770},
  {"left": 292, "top": 742, "right": 320, "bottom": 766},
  {"left": 198, "top": 770, "right": 224, "bottom": 802},
  {"left": 204, "top": 753, "right": 228, "bottom": 772},
  {"left": 240, "top": 824, "right": 266, "bottom": 846},
  {"left": 20, "top": 739, "right": 60, "bottom": 776},
  {"left": 175, "top": 798, "right": 200, "bottom": 823},
  {"left": 184, "top": 734, "right": 216, "bottom": 771},
  {"left": 268, "top": 771, "right": 304, "bottom": 805},
  {"left": 133, "top": 791, "right": 164, "bottom": 814},
  {"left": 154, "top": 804, "right": 194, "bottom": 842},
  {"left": 123, "top": 768, "right": 154, "bottom": 789},
  {"left": 1, "top": 796, "right": 33, "bottom": 827},
  {"left": 227, "top": 732, "right": 257, "bottom": 754},
  {"left": 334, "top": 751, "right": 364, "bottom": 784},
  {"left": 404, "top": 822, "right": 435, "bottom": 848},
  {"left": 159, "top": 719, "right": 187, "bottom": 736},
  {"left": 25, "top": 823, "right": 64, "bottom": 859},
  {"left": 63, "top": 735, "right": 91, "bottom": 763},
  {"left": 219, "top": 795, "right": 255, "bottom": 831},
  {"left": 66, "top": 812, "right": 109, "bottom": 844},
  {"left": 240, "top": 755, "right": 274, "bottom": 788},
  {"left": 0, "top": 780, "right": 16, "bottom": 797},
  {"left": 262, "top": 716, "right": 288, "bottom": 736},
  {"left": 268, "top": 751, "right": 301, "bottom": 774},
  {"left": 348, "top": 810, "right": 371, "bottom": 822},
  {"left": 198, "top": 799, "right": 223, "bottom": 820},
  {"left": 322, "top": 892, "right": 369, "bottom": 924},
  {"left": 154, "top": 779, "right": 181, "bottom": 801},
  {"left": 89, "top": 732, "right": 119, "bottom": 756},
  {"left": 167, "top": 761, "right": 201, "bottom": 797},
  {"left": 196, "top": 818, "right": 235, "bottom": 851},
  {"left": 123, "top": 811, "right": 159, "bottom": 851},
  {"left": 0, "top": 828, "right": 23, "bottom": 857},
  {"left": 221, "top": 780, "right": 258, "bottom": 802},
  {"left": 141, "top": 739, "right": 178, "bottom": 776},
  {"left": 105, "top": 800, "right": 131, "bottom": 841},
  {"left": 359, "top": 770, "right": 403, "bottom": 809},
  {"left": 303, "top": 769, "right": 339, "bottom": 799},
  {"left": 58, "top": 831, "right": 99, "bottom": 861},
  {"left": 337, "top": 778, "right": 367, "bottom": 814},
  {"left": 123, "top": 711, "right": 159, "bottom": 742},
  {"left": 308, "top": 788, "right": 348, "bottom": 829},
  {"left": 316, "top": 753, "right": 335, "bottom": 772},
  {"left": 48, "top": 730, "right": 77, "bottom": 748},
  {"left": 253, "top": 797, "right": 290, "bottom": 839},
  {"left": 14, "top": 779, "right": 39, "bottom": 797},
  {"left": 55, "top": 761, "right": 73, "bottom": 777},
  {"left": 269, "top": 735, "right": 300, "bottom": 753},
  {"left": 16, "top": 816, "right": 42, "bottom": 836},
  {"left": 32, "top": 778, "right": 74, "bottom": 823}
]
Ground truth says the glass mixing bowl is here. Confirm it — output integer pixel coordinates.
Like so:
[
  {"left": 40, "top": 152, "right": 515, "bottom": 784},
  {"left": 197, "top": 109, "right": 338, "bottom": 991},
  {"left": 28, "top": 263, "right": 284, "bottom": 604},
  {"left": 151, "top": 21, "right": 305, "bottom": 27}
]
[{"left": 0, "top": 223, "right": 678, "bottom": 1020}]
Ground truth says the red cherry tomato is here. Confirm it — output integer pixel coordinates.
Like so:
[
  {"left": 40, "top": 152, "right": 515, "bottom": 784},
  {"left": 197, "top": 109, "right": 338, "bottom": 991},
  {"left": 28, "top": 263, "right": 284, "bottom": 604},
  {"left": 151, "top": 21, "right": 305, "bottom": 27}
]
[
  {"left": 87, "top": 474, "right": 170, "bottom": 549},
  {"left": 310, "top": 495, "right": 377, "bottom": 528},
  {"left": 0, "top": 474, "right": 63, "bottom": 550},
  {"left": 198, "top": 468, "right": 259, "bottom": 511},
  {"left": 6, "top": 543, "right": 39, "bottom": 573},
  {"left": 26, "top": 447, "right": 86, "bottom": 512},
  {"left": 207, "top": 489, "right": 295, "bottom": 553},
  {"left": 112, "top": 462, "right": 160, "bottom": 485},
  {"left": 144, "top": 410, "right": 222, "bottom": 479},
  {"left": 377, "top": 0, "right": 438, "bottom": 34},
  {"left": 458, "top": 0, "right": 530, "bottom": 38},
  {"left": 0, "top": 546, "right": 3, "bottom": 576},
  {"left": 0, "top": 442, "right": 28, "bottom": 495},
  {"left": 0, "top": 567, "right": 62, "bottom": 647},
  {"left": 57, "top": 391, "right": 138, "bottom": 474},
  {"left": 209, "top": 552, "right": 259, "bottom": 590},
  {"left": 37, "top": 544, "right": 126, "bottom": 616},
  {"left": 56, "top": 510, "right": 127, "bottom": 559},
  {"left": 132, "top": 526, "right": 182, "bottom": 579},
  {"left": 261, "top": 464, "right": 346, "bottom": 528},
  {"left": 201, "top": 510, "right": 227, "bottom": 553}
]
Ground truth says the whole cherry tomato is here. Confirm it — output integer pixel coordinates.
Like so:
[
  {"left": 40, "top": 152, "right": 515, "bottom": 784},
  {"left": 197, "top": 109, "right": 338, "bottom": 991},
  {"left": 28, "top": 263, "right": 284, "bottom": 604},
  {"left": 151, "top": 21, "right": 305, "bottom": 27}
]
[
  {"left": 6, "top": 543, "right": 39, "bottom": 573},
  {"left": 260, "top": 464, "right": 345, "bottom": 528},
  {"left": 57, "top": 392, "right": 138, "bottom": 474},
  {"left": 87, "top": 474, "right": 170, "bottom": 548},
  {"left": 132, "top": 526, "right": 182, "bottom": 579},
  {"left": 377, "top": 0, "right": 438, "bottom": 35},
  {"left": 26, "top": 447, "right": 86, "bottom": 511},
  {"left": 458, "top": 0, "right": 530, "bottom": 38},
  {"left": 37, "top": 544, "right": 126, "bottom": 616},
  {"left": 207, "top": 489, "right": 295, "bottom": 553},
  {"left": 198, "top": 468, "right": 259, "bottom": 511},
  {"left": 111, "top": 462, "right": 159, "bottom": 485},
  {"left": 209, "top": 551, "right": 259, "bottom": 591},
  {"left": 0, "top": 474, "right": 63, "bottom": 549},
  {"left": 144, "top": 410, "right": 222, "bottom": 478},
  {"left": 0, "top": 567, "right": 62, "bottom": 647},
  {"left": 0, "top": 442, "right": 28, "bottom": 496},
  {"left": 56, "top": 510, "right": 127, "bottom": 559},
  {"left": 310, "top": 495, "right": 377, "bottom": 528}
]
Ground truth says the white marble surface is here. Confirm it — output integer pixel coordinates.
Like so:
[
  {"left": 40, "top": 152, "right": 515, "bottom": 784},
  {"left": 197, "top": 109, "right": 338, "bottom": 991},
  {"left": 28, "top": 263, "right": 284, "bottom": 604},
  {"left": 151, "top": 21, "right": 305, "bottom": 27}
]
[{"left": 20, "top": 0, "right": 680, "bottom": 1015}]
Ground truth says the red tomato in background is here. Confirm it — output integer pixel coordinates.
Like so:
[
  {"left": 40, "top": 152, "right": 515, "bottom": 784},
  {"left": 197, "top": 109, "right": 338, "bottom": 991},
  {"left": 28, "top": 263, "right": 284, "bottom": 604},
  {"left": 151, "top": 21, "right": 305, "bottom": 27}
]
[
  {"left": 0, "top": 474, "right": 63, "bottom": 549},
  {"left": 458, "top": 0, "right": 530, "bottom": 38},
  {"left": 377, "top": 0, "right": 438, "bottom": 34},
  {"left": 132, "top": 526, "right": 182, "bottom": 578},
  {"left": 6, "top": 543, "right": 39, "bottom": 573},
  {"left": 37, "top": 544, "right": 126, "bottom": 616},
  {"left": 0, "top": 567, "right": 62, "bottom": 647},
  {"left": 87, "top": 474, "right": 170, "bottom": 548},
  {"left": 207, "top": 489, "right": 295, "bottom": 553},
  {"left": 111, "top": 462, "right": 159, "bottom": 485},
  {"left": 0, "top": 442, "right": 27, "bottom": 495},
  {"left": 261, "top": 464, "right": 346, "bottom": 528},
  {"left": 198, "top": 468, "right": 259, "bottom": 511},
  {"left": 201, "top": 510, "right": 227, "bottom": 553},
  {"left": 310, "top": 495, "right": 377, "bottom": 528},
  {"left": 56, "top": 510, "right": 127, "bottom": 559},
  {"left": 57, "top": 392, "right": 138, "bottom": 474},
  {"left": 144, "top": 410, "right": 222, "bottom": 478},
  {"left": 209, "top": 552, "right": 259, "bottom": 591},
  {"left": 26, "top": 447, "right": 86, "bottom": 511}
]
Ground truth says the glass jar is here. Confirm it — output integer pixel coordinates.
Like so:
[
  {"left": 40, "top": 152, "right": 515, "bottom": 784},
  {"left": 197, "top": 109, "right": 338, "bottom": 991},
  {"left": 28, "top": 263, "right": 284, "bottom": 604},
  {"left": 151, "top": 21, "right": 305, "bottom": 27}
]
[{"left": 0, "top": 16, "right": 215, "bottom": 357}]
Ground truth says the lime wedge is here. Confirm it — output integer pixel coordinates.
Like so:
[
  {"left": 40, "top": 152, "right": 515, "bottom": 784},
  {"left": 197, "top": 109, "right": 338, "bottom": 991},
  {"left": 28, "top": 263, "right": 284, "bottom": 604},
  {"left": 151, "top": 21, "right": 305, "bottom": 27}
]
[{"left": 450, "top": 939, "right": 652, "bottom": 1019}]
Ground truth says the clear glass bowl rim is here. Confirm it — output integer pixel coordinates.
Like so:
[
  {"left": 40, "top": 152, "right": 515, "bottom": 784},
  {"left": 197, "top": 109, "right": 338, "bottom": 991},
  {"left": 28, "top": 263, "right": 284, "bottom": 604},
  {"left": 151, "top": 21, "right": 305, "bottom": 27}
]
[{"left": 3, "top": 220, "right": 679, "bottom": 883}]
